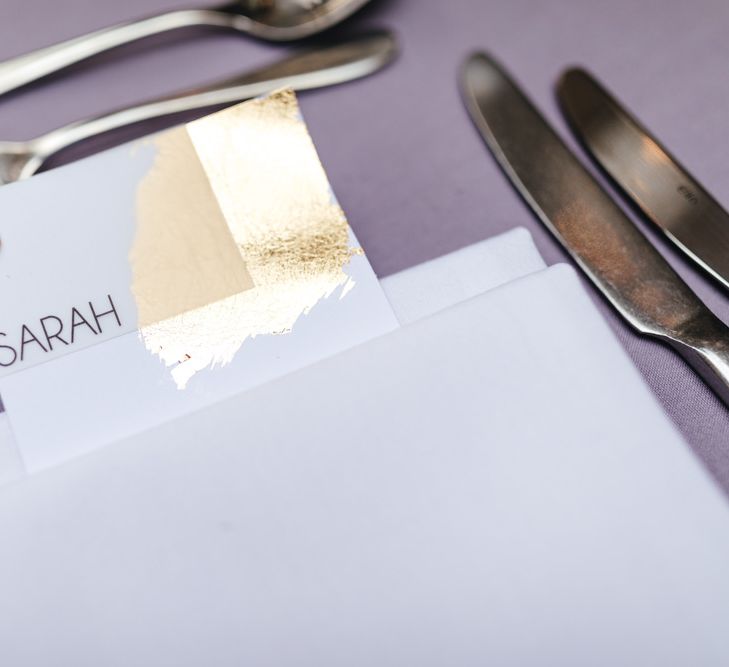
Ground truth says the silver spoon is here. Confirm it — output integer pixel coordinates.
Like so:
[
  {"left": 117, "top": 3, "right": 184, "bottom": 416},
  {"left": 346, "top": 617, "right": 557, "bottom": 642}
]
[
  {"left": 0, "top": 0, "right": 374, "bottom": 97},
  {"left": 0, "top": 31, "right": 396, "bottom": 185}
]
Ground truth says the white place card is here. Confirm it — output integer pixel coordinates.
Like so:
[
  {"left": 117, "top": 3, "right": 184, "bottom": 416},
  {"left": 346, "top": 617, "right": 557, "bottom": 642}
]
[{"left": 0, "top": 90, "right": 398, "bottom": 471}]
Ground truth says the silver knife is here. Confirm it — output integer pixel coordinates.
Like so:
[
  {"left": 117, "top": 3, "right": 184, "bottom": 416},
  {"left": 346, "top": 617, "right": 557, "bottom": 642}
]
[
  {"left": 557, "top": 68, "right": 729, "bottom": 290},
  {"left": 460, "top": 52, "right": 729, "bottom": 406}
]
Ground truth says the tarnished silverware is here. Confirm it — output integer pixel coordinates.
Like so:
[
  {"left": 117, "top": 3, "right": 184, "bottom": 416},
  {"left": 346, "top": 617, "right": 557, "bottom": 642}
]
[
  {"left": 558, "top": 68, "right": 729, "bottom": 291},
  {"left": 0, "top": 0, "right": 373, "bottom": 96},
  {"left": 461, "top": 52, "right": 729, "bottom": 406},
  {"left": 0, "top": 31, "right": 396, "bottom": 184}
]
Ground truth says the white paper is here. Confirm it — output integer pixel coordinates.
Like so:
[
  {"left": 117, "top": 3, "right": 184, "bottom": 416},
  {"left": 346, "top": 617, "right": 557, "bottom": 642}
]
[
  {"left": 0, "top": 237, "right": 395, "bottom": 472},
  {"left": 0, "top": 414, "right": 22, "bottom": 486},
  {"left": 382, "top": 226, "right": 546, "bottom": 324},
  {"left": 1, "top": 264, "right": 726, "bottom": 666},
  {"left": 0, "top": 225, "right": 541, "bottom": 475}
]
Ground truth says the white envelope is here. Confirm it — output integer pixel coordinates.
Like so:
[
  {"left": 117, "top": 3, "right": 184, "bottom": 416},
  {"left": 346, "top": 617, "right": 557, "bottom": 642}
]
[
  {"left": 382, "top": 226, "right": 546, "bottom": 324},
  {"left": 1, "top": 261, "right": 727, "bottom": 666}
]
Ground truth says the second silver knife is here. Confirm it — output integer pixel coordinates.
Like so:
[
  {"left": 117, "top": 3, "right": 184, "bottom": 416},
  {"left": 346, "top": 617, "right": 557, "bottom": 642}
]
[{"left": 558, "top": 68, "right": 729, "bottom": 291}]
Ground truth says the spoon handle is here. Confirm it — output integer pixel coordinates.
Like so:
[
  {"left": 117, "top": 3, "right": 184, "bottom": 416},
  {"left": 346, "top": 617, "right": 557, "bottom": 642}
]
[
  {"left": 0, "top": 8, "right": 238, "bottom": 97},
  {"left": 28, "top": 32, "right": 395, "bottom": 175}
]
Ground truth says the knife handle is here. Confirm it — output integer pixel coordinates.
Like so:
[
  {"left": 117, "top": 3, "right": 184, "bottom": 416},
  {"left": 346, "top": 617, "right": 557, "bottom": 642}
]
[{"left": 667, "top": 312, "right": 729, "bottom": 407}]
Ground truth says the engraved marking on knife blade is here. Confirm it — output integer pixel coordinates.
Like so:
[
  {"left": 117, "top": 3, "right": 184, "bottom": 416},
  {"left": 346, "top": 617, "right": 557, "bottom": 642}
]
[{"left": 677, "top": 185, "right": 699, "bottom": 206}]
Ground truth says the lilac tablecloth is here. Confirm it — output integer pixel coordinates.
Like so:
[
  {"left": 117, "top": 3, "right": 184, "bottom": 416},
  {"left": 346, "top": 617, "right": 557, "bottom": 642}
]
[{"left": 2, "top": 0, "right": 728, "bottom": 489}]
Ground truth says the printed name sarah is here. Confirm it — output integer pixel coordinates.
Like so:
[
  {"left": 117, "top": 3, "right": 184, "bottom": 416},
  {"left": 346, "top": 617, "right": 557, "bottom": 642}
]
[{"left": 0, "top": 295, "right": 122, "bottom": 368}]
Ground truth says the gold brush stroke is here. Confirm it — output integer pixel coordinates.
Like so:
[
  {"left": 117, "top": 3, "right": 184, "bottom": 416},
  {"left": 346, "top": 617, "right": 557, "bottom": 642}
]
[
  {"left": 132, "top": 126, "right": 253, "bottom": 328},
  {"left": 135, "top": 89, "right": 357, "bottom": 388}
]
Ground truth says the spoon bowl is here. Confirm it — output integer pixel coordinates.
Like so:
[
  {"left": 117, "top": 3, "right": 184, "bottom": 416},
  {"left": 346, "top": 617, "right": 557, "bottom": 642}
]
[{"left": 224, "top": 0, "right": 375, "bottom": 40}]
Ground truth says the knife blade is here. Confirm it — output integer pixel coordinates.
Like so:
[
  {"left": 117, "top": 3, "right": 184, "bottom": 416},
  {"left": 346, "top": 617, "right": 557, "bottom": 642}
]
[
  {"left": 460, "top": 52, "right": 729, "bottom": 406},
  {"left": 557, "top": 67, "right": 729, "bottom": 290}
]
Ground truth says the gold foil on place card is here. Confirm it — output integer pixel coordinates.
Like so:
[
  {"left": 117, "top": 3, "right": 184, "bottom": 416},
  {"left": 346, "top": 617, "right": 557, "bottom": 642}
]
[
  {"left": 134, "top": 89, "right": 357, "bottom": 388},
  {"left": 132, "top": 126, "right": 254, "bottom": 328}
]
